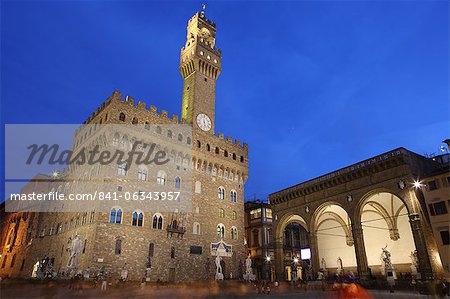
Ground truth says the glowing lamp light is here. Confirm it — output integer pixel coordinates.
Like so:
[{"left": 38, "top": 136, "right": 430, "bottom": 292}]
[
  {"left": 413, "top": 181, "right": 423, "bottom": 189},
  {"left": 51, "top": 171, "right": 59, "bottom": 178},
  {"left": 266, "top": 256, "right": 271, "bottom": 262},
  {"left": 293, "top": 257, "right": 299, "bottom": 263}
]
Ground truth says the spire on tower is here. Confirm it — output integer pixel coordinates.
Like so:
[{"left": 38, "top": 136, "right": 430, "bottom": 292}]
[{"left": 201, "top": 3, "right": 206, "bottom": 17}]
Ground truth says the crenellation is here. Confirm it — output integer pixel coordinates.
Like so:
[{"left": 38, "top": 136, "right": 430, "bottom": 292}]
[
  {"left": 137, "top": 100, "right": 146, "bottom": 109},
  {"left": 161, "top": 110, "right": 168, "bottom": 118},
  {"left": 125, "top": 95, "right": 135, "bottom": 105},
  {"left": 150, "top": 105, "right": 157, "bottom": 114}
]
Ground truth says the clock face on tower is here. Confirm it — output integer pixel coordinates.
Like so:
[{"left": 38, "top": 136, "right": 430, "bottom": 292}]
[{"left": 196, "top": 113, "right": 212, "bottom": 131}]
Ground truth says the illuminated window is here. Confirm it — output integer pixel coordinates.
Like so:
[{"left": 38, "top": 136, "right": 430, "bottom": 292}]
[
  {"left": 117, "top": 162, "right": 127, "bottom": 176},
  {"left": 266, "top": 209, "right": 273, "bottom": 219},
  {"left": 137, "top": 166, "right": 148, "bottom": 181},
  {"left": 219, "top": 208, "right": 225, "bottom": 218},
  {"left": 230, "top": 190, "right": 237, "bottom": 203},
  {"left": 217, "top": 224, "right": 225, "bottom": 238},
  {"left": 157, "top": 170, "right": 167, "bottom": 185},
  {"left": 231, "top": 227, "right": 238, "bottom": 240},
  {"left": 218, "top": 187, "right": 225, "bottom": 199},
  {"left": 250, "top": 208, "right": 262, "bottom": 219},
  {"left": 232, "top": 211, "right": 237, "bottom": 220}
]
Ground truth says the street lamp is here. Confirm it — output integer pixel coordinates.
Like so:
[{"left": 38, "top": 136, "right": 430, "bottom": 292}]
[
  {"left": 413, "top": 180, "right": 423, "bottom": 189},
  {"left": 266, "top": 256, "right": 271, "bottom": 262}
]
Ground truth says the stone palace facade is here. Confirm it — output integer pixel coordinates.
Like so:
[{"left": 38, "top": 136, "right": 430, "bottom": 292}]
[{"left": 0, "top": 9, "right": 249, "bottom": 282}]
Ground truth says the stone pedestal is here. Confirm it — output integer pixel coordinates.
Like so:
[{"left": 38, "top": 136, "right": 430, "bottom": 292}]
[{"left": 215, "top": 273, "right": 224, "bottom": 280}]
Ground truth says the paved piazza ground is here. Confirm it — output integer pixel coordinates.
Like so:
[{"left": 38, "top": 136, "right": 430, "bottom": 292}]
[{"left": 0, "top": 280, "right": 447, "bottom": 299}]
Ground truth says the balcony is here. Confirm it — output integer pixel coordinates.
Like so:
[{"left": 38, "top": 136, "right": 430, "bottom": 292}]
[{"left": 166, "top": 225, "right": 186, "bottom": 238}]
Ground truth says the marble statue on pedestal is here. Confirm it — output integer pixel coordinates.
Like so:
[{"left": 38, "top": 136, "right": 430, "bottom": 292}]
[
  {"left": 215, "top": 255, "right": 223, "bottom": 280},
  {"left": 243, "top": 254, "right": 256, "bottom": 281},
  {"left": 321, "top": 258, "right": 327, "bottom": 270},
  {"left": 67, "top": 235, "right": 83, "bottom": 268},
  {"left": 336, "top": 257, "right": 343, "bottom": 274}
]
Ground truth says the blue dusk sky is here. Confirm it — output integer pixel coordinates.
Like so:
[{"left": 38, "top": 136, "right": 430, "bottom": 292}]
[{"left": 1, "top": 1, "right": 449, "bottom": 200}]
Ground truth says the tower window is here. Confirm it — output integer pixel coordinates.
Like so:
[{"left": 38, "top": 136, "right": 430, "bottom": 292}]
[
  {"left": 232, "top": 153, "right": 236, "bottom": 160},
  {"left": 215, "top": 147, "right": 219, "bottom": 154},
  {"left": 197, "top": 140, "right": 201, "bottom": 148},
  {"left": 119, "top": 113, "right": 126, "bottom": 122},
  {"left": 224, "top": 150, "right": 228, "bottom": 157},
  {"left": 132, "top": 117, "right": 138, "bottom": 124},
  {"left": 206, "top": 144, "right": 210, "bottom": 151},
  {"left": 204, "top": 78, "right": 207, "bottom": 82}
]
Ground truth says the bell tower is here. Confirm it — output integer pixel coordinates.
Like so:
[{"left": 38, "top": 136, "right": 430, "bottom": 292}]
[{"left": 180, "top": 6, "right": 221, "bottom": 133}]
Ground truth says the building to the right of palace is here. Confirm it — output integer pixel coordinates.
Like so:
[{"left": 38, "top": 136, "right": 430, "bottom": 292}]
[{"left": 269, "top": 143, "right": 449, "bottom": 284}]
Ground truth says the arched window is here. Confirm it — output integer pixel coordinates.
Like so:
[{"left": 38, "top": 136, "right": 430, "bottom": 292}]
[
  {"left": 219, "top": 208, "right": 225, "bottom": 218},
  {"left": 115, "top": 239, "right": 122, "bottom": 255},
  {"left": 137, "top": 166, "right": 148, "bottom": 181},
  {"left": 132, "top": 117, "right": 138, "bottom": 124},
  {"left": 232, "top": 211, "right": 237, "bottom": 220},
  {"left": 193, "top": 222, "right": 200, "bottom": 235},
  {"left": 195, "top": 181, "right": 202, "bottom": 194},
  {"left": 132, "top": 211, "right": 144, "bottom": 227},
  {"left": 217, "top": 224, "right": 225, "bottom": 239},
  {"left": 174, "top": 176, "right": 181, "bottom": 189},
  {"left": 157, "top": 170, "right": 167, "bottom": 185},
  {"left": 178, "top": 134, "right": 183, "bottom": 142},
  {"left": 186, "top": 137, "right": 191, "bottom": 145},
  {"left": 232, "top": 153, "right": 236, "bottom": 160},
  {"left": 224, "top": 150, "right": 228, "bottom": 157},
  {"left": 112, "top": 133, "right": 120, "bottom": 146},
  {"left": 206, "top": 144, "right": 211, "bottom": 151},
  {"left": 230, "top": 190, "right": 237, "bottom": 203},
  {"left": 156, "top": 126, "right": 162, "bottom": 134},
  {"left": 152, "top": 214, "right": 163, "bottom": 230},
  {"left": 117, "top": 162, "right": 127, "bottom": 176},
  {"left": 197, "top": 140, "right": 201, "bottom": 148},
  {"left": 120, "top": 135, "right": 128, "bottom": 148},
  {"left": 218, "top": 187, "right": 225, "bottom": 200},
  {"left": 231, "top": 227, "right": 238, "bottom": 240},
  {"left": 119, "top": 113, "right": 126, "bottom": 122},
  {"left": 215, "top": 147, "right": 219, "bottom": 154},
  {"left": 167, "top": 130, "right": 173, "bottom": 138},
  {"left": 110, "top": 207, "right": 122, "bottom": 224},
  {"left": 240, "top": 156, "right": 244, "bottom": 163}
]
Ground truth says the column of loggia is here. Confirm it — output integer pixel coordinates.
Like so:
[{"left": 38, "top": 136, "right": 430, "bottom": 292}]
[
  {"left": 308, "top": 232, "right": 320, "bottom": 274},
  {"left": 274, "top": 240, "right": 285, "bottom": 281},
  {"left": 409, "top": 213, "right": 434, "bottom": 280},
  {"left": 351, "top": 222, "right": 370, "bottom": 281}
]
